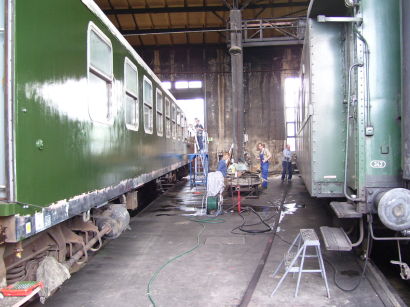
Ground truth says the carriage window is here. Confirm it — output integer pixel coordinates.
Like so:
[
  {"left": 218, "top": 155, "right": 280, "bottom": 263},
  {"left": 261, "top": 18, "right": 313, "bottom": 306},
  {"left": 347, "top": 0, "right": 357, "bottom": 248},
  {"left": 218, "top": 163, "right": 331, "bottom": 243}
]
[
  {"left": 88, "top": 23, "right": 113, "bottom": 123},
  {"left": 182, "top": 116, "right": 187, "bottom": 141},
  {"left": 180, "top": 115, "right": 185, "bottom": 141},
  {"left": 185, "top": 116, "right": 188, "bottom": 140},
  {"left": 143, "top": 76, "right": 153, "bottom": 134},
  {"left": 156, "top": 90, "right": 164, "bottom": 136},
  {"left": 124, "top": 58, "right": 138, "bottom": 130},
  {"left": 171, "top": 104, "right": 176, "bottom": 139},
  {"left": 176, "top": 110, "right": 181, "bottom": 141},
  {"left": 165, "top": 98, "right": 171, "bottom": 138}
]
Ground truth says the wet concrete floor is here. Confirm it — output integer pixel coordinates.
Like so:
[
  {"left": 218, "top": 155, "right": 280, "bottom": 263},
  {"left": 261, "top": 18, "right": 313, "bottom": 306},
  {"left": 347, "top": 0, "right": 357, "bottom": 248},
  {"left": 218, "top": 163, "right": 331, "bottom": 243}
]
[{"left": 37, "top": 176, "right": 405, "bottom": 307}]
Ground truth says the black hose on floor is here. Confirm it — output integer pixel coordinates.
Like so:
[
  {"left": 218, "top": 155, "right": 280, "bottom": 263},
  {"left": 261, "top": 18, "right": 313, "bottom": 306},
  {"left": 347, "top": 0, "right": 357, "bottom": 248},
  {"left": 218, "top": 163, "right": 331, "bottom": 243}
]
[
  {"left": 237, "top": 185, "right": 289, "bottom": 307},
  {"left": 231, "top": 207, "right": 274, "bottom": 234}
]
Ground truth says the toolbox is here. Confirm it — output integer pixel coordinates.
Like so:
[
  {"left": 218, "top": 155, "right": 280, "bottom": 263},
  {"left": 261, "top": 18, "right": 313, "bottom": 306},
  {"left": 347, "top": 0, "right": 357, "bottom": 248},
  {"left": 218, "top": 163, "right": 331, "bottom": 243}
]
[{"left": 1, "top": 281, "right": 43, "bottom": 297}]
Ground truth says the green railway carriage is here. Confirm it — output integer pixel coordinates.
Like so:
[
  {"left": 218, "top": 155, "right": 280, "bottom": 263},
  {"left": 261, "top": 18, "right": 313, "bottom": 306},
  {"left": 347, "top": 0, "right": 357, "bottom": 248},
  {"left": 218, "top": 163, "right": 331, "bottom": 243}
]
[
  {"left": 297, "top": 16, "right": 347, "bottom": 198},
  {"left": 297, "top": 0, "right": 402, "bottom": 203},
  {"left": 297, "top": 0, "right": 410, "bottom": 261},
  {"left": 295, "top": 0, "right": 410, "bottom": 280},
  {"left": 0, "top": 0, "right": 190, "bottom": 286}
]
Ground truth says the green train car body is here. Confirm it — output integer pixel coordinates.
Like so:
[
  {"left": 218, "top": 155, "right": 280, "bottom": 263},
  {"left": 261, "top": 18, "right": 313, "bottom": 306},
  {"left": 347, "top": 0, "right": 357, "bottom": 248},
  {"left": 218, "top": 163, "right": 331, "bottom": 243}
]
[
  {"left": 1, "top": 0, "right": 189, "bottom": 242},
  {"left": 297, "top": 19, "right": 346, "bottom": 197},
  {"left": 402, "top": 1, "right": 410, "bottom": 181},
  {"left": 353, "top": 0, "right": 402, "bottom": 205},
  {"left": 297, "top": 0, "right": 402, "bottom": 212}
]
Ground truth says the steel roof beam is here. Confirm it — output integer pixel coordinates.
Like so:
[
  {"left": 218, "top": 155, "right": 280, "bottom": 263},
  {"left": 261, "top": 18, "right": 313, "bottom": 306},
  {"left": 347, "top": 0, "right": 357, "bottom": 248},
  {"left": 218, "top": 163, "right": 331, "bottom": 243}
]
[
  {"left": 122, "top": 27, "right": 225, "bottom": 35},
  {"left": 103, "top": 2, "right": 309, "bottom": 15}
]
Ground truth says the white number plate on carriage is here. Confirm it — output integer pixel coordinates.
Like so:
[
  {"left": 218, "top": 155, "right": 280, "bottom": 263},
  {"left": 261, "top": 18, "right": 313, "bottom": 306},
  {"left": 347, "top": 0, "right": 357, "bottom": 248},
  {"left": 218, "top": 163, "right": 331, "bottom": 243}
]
[{"left": 370, "top": 160, "right": 386, "bottom": 168}]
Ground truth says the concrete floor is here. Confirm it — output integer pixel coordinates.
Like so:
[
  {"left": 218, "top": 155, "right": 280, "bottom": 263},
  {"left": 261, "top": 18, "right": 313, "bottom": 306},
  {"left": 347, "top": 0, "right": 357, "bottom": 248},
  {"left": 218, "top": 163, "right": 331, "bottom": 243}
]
[{"left": 37, "top": 176, "right": 402, "bottom": 307}]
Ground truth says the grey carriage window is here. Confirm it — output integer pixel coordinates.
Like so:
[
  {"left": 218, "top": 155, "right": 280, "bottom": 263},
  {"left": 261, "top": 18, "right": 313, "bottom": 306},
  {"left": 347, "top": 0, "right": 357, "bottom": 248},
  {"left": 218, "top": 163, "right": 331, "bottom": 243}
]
[
  {"left": 88, "top": 23, "right": 113, "bottom": 124},
  {"left": 184, "top": 116, "right": 188, "bottom": 141},
  {"left": 180, "top": 114, "right": 185, "bottom": 141},
  {"left": 176, "top": 109, "right": 181, "bottom": 141},
  {"left": 143, "top": 76, "right": 153, "bottom": 134},
  {"left": 182, "top": 116, "right": 187, "bottom": 141},
  {"left": 171, "top": 103, "right": 176, "bottom": 139},
  {"left": 165, "top": 98, "right": 171, "bottom": 138},
  {"left": 156, "top": 90, "right": 164, "bottom": 136},
  {"left": 124, "top": 58, "right": 139, "bottom": 130}
]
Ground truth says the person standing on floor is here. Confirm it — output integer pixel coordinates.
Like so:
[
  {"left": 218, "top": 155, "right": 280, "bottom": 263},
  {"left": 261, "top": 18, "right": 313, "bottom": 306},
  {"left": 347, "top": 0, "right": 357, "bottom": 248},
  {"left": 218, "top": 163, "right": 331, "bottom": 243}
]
[
  {"left": 257, "top": 143, "right": 271, "bottom": 189},
  {"left": 282, "top": 144, "right": 293, "bottom": 182},
  {"left": 194, "top": 118, "right": 204, "bottom": 151}
]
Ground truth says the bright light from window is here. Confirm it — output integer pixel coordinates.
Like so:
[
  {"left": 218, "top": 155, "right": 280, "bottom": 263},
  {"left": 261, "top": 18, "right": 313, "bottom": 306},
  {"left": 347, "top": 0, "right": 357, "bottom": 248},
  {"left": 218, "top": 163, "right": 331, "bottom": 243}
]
[
  {"left": 176, "top": 98, "right": 204, "bottom": 126},
  {"left": 286, "top": 122, "right": 296, "bottom": 137},
  {"left": 174, "top": 80, "right": 203, "bottom": 90},
  {"left": 162, "top": 81, "right": 171, "bottom": 90},
  {"left": 189, "top": 81, "right": 202, "bottom": 88},
  {"left": 284, "top": 77, "right": 299, "bottom": 108},
  {"left": 286, "top": 108, "right": 296, "bottom": 122},
  {"left": 175, "top": 81, "right": 189, "bottom": 89},
  {"left": 287, "top": 138, "right": 296, "bottom": 152},
  {"left": 284, "top": 77, "right": 299, "bottom": 152}
]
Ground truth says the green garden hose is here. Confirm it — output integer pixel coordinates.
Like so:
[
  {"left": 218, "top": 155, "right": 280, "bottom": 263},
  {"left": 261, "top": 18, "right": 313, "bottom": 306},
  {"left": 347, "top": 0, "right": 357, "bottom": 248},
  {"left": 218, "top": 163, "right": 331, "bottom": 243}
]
[{"left": 146, "top": 216, "right": 224, "bottom": 306}]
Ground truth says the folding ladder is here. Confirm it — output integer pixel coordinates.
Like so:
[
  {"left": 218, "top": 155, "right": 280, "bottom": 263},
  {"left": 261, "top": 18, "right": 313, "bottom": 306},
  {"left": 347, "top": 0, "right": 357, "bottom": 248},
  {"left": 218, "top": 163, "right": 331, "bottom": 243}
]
[
  {"left": 188, "top": 133, "right": 209, "bottom": 188},
  {"left": 271, "top": 229, "right": 330, "bottom": 298}
]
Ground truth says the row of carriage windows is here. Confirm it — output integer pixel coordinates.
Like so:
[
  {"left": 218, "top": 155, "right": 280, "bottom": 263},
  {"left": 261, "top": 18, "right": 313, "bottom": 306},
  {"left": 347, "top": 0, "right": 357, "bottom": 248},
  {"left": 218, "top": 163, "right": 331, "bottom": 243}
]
[{"left": 88, "top": 23, "right": 186, "bottom": 140}]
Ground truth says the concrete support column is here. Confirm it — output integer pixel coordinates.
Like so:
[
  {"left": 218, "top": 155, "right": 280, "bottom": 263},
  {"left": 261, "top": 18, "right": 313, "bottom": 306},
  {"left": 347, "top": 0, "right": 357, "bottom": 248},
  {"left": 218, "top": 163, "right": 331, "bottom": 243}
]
[{"left": 229, "top": 9, "right": 244, "bottom": 161}]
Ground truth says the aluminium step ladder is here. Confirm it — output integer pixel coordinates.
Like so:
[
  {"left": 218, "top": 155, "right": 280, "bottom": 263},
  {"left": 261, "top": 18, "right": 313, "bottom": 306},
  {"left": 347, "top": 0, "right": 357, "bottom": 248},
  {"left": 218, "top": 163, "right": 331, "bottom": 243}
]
[
  {"left": 271, "top": 229, "right": 330, "bottom": 298},
  {"left": 188, "top": 133, "right": 209, "bottom": 188},
  {"left": 188, "top": 153, "right": 209, "bottom": 188}
]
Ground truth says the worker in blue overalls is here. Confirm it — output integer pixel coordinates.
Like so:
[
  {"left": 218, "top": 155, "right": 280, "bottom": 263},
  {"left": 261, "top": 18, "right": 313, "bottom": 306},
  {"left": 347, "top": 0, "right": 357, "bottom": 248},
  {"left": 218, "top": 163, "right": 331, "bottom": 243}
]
[
  {"left": 217, "top": 152, "right": 230, "bottom": 177},
  {"left": 257, "top": 143, "right": 272, "bottom": 189}
]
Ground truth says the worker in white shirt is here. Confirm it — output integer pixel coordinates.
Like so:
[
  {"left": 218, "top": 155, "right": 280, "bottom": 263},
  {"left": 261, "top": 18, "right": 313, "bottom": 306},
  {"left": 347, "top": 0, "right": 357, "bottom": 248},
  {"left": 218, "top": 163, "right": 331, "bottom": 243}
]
[{"left": 281, "top": 144, "right": 292, "bottom": 182}]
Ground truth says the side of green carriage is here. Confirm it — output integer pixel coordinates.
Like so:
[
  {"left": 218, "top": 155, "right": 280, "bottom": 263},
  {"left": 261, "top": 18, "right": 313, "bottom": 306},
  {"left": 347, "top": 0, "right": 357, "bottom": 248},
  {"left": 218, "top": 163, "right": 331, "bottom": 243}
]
[
  {"left": 297, "top": 0, "right": 405, "bottom": 231},
  {"left": 0, "top": 0, "right": 190, "bottom": 279}
]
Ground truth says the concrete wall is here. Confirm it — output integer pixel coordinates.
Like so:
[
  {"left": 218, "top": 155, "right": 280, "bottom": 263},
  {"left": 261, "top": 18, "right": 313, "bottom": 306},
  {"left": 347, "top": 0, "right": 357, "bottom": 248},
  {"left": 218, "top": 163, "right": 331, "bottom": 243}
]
[{"left": 136, "top": 44, "right": 301, "bottom": 170}]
